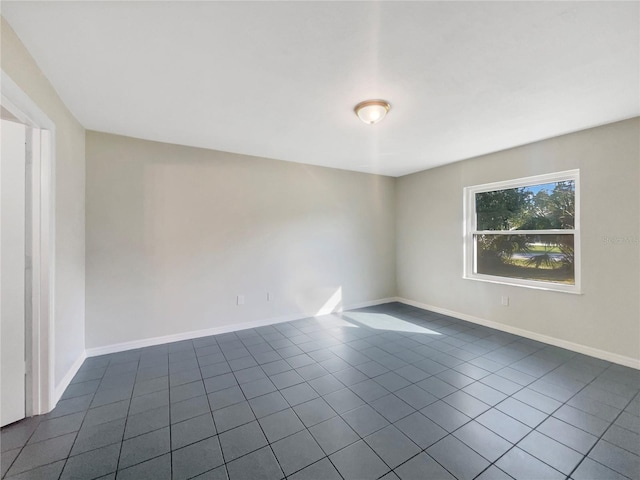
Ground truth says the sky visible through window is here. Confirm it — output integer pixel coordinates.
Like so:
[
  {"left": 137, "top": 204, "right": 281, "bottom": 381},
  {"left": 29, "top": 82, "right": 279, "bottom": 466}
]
[{"left": 526, "top": 182, "right": 557, "bottom": 195}]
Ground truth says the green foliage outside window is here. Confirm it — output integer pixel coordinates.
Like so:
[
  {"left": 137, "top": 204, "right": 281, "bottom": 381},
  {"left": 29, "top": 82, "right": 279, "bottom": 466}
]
[{"left": 475, "top": 181, "right": 576, "bottom": 284}]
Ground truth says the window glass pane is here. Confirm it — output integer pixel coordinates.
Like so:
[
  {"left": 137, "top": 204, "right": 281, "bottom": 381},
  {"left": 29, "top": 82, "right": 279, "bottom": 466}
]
[
  {"left": 475, "top": 233, "right": 575, "bottom": 285},
  {"left": 476, "top": 180, "right": 575, "bottom": 231}
]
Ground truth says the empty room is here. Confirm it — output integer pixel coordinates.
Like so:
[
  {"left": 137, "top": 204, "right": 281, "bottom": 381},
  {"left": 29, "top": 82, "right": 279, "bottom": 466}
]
[{"left": 1, "top": 2, "right": 639, "bottom": 479}]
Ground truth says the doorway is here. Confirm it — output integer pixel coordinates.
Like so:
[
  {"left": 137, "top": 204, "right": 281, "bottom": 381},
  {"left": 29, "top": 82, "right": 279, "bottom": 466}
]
[{"left": 1, "top": 71, "right": 56, "bottom": 419}]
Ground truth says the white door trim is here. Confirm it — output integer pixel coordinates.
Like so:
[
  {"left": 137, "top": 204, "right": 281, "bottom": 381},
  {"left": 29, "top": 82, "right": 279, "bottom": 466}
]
[{"left": 1, "top": 70, "right": 56, "bottom": 415}]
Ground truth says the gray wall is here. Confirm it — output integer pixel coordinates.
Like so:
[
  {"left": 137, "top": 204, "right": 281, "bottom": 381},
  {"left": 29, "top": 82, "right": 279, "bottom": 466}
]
[
  {"left": 2, "top": 17, "right": 86, "bottom": 386},
  {"left": 85, "top": 132, "right": 397, "bottom": 349},
  {"left": 397, "top": 118, "right": 640, "bottom": 363},
  {"left": 8, "top": 9, "right": 635, "bottom": 365}
]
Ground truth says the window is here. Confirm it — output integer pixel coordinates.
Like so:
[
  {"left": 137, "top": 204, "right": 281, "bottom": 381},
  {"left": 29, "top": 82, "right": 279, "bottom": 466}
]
[{"left": 464, "top": 170, "right": 580, "bottom": 293}]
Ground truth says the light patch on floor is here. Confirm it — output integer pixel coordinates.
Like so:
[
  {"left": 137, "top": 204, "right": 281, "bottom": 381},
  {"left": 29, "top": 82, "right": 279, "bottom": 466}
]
[{"left": 341, "top": 312, "right": 442, "bottom": 335}]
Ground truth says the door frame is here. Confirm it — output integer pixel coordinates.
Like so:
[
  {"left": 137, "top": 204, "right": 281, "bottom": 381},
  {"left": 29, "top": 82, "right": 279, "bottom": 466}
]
[{"left": 2, "top": 70, "right": 56, "bottom": 415}]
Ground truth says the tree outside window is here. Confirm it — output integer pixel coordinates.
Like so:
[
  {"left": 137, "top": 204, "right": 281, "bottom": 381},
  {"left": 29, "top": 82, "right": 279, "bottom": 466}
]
[{"left": 465, "top": 171, "right": 580, "bottom": 293}]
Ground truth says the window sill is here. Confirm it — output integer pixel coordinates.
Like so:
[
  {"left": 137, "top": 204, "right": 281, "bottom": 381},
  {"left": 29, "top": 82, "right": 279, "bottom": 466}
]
[{"left": 463, "top": 274, "right": 582, "bottom": 295}]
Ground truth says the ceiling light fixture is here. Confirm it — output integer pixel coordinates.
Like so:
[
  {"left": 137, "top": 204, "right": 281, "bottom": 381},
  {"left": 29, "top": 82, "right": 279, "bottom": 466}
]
[{"left": 354, "top": 100, "right": 391, "bottom": 125}]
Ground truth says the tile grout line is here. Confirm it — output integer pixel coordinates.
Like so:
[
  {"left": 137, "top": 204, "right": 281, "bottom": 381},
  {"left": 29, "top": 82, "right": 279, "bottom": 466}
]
[
  {"left": 269, "top": 315, "right": 489, "bottom": 480},
  {"left": 218, "top": 325, "right": 631, "bottom": 480},
  {"left": 210, "top": 331, "right": 285, "bottom": 478},
  {"left": 60, "top": 361, "right": 110, "bottom": 479},
  {"left": 4, "top": 363, "right": 105, "bottom": 479},
  {"left": 467, "top": 355, "right": 634, "bottom": 480},
  {"left": 382, "top": 327, "right": 558, "bottom": 479},
  {"left": 12, "top": 311, "right": 451, "bottom": 478},
  {"left": 166, "top": 352, "right": 174, "bottom": 480},
  {"left": 101, "top": 353, "right": 139, "bottom": 477},
  {"left": 231, "top": 324, "right": 345, "bottom": 480},
  {"left": 565, "top": 384, "right": 639, "bottom": 479},
  {"left": 195, "top": 340, "right": 228, "bottom": 480},
  {"left": 229, "top": 331, "right": 289, "bottom": 479},
  {"left": 219, "top": 321, "right": 396, "bottom": 479},
  {"left": 134, "top": 312, "right": 629, "bottom": 478},
  {"left": 350, "top": 312, "right": 631, "bottom": 479},
  {"left": 3, "top": 304, "right": 638, "bottom": 480}
]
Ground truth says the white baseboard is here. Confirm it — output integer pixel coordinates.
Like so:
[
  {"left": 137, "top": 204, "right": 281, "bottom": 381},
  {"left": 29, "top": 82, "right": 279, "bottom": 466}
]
[
  {"left": 396, "top": 297, "right": 640, "bottom": 370},
  {"left": 53, "top": 350, "right": 87, "bottom": 405},
  {"left": 86, "top": 297, "right": 397, "bottom": 358},
  {"left": 84, "top": 295, "right": 638, "bottom": 369}
]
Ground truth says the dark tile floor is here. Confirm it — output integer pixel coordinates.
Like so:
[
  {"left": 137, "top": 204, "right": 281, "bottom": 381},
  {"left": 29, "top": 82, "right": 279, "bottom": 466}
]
[{"left": 2, "top": 302, "right": 639, "bottom": 479}]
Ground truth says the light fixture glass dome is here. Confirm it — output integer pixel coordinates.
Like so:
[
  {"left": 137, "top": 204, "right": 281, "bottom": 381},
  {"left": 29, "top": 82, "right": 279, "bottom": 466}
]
[{"left": 354, "top": 100, "right": 391, "bottom": 125}]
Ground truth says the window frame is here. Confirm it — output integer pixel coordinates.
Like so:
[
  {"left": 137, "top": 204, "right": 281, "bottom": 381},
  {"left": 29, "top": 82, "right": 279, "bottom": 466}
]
[{"left": 463, "top": 169, "right": 581, "bottom": 294}]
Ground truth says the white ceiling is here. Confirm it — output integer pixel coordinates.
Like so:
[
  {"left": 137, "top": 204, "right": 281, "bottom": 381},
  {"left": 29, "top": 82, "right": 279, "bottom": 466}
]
[{"left": 2, "top": 1, "right": 639, "bottom": 177}]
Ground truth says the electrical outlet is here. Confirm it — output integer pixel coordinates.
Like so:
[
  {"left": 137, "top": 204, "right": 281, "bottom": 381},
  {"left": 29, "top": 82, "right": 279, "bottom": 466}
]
[
  {"left": 501, "top": 296, "right": 509, "bottom": 306},
  {"left": 237, "top": 295, "right": 245, "bottom": 306}
]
